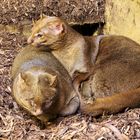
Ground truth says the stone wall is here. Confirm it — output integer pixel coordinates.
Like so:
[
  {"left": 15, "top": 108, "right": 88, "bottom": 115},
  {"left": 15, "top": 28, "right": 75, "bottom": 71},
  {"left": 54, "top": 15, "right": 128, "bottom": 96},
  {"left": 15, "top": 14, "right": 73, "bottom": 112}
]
[{"left": 104, "top": 0, "right": 140, "bottom": 43}]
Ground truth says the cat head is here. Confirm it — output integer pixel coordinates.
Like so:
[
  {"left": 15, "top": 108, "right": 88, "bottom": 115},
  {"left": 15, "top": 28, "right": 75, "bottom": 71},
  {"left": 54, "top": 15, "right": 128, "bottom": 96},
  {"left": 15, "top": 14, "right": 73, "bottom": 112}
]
[
  {"left": 28, "top": 15, "right": 67, "bottom": 49},
  {"left": 12, "top": 67, "right": 61, "bottom": 122}
]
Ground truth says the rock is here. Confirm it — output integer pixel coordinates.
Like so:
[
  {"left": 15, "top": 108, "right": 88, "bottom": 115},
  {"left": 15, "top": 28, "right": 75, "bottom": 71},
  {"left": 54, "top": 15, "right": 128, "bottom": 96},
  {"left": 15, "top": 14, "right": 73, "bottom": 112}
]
[{"left": 104, "top": 0, "right": 140, "bottom": 44}]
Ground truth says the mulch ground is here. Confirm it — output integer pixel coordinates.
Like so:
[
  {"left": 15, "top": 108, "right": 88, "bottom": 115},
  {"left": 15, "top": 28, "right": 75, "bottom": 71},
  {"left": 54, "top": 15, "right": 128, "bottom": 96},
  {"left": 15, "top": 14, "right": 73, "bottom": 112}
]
[
  {"left": 0, "top": 0, "right": 105, "bottom": 25},
  {"left": 0, "top": 31, "right": 140, "bottom": 140}
]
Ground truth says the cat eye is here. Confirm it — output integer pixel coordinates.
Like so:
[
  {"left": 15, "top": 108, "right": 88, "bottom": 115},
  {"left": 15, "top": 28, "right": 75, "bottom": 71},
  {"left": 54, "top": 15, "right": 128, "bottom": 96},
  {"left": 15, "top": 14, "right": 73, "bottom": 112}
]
[{"left": 35, "top": 33, "right": 43, "bottom": 38}]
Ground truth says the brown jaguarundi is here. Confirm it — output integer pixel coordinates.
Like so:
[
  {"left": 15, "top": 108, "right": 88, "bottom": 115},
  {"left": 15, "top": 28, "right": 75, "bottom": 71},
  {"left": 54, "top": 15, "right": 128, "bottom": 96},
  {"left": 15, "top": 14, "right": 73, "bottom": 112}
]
[
  {"left": 27, "top": 15, "right": 140, "bottom": 117},
  {"left": 11, "top": 45, "right": 79, "bottom": 122}
]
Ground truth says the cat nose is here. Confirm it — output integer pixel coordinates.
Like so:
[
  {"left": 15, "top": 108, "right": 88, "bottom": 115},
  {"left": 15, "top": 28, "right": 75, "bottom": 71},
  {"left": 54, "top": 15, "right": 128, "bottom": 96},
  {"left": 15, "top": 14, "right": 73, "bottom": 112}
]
[
  {"left": 42, "top": 101, "right": 53, "bottom": 113},
  {"left": 27, "top": 37, "right": 33, "bottom": 44},
  {"left": 32, "top": 108, "right": 43, "bottom": 116}
]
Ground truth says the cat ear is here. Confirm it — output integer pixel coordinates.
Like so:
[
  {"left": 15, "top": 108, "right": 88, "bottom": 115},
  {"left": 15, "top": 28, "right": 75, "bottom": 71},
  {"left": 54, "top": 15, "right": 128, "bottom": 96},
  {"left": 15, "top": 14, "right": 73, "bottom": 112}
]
[
  {"left": 18, "top": 72, "right": 28, "bottom": 85},
  {"left": 41, "top": 73, "right": 57, "bottom": 87},
  {"left": 32, "top": 19, "right": 35, "bottom": 26},
  {"left": 20, "top": 72, "right": 27, "bottom": 81},
  {"left": 49, "top": 75, "right": 57, "bottom": 87},
  {"left": 49, "top": 22, "right": 65, "bottom": 35},
  {"left": 40, "top": 13, "right": 47, "bottom": 19},
  {"left": 20, "top": 72, "right": 32, "bottom": 85}
]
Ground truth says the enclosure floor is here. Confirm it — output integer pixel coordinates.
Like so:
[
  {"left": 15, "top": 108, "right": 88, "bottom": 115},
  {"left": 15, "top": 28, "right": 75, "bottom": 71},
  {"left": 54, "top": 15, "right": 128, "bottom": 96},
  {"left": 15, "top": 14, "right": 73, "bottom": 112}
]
[{"left": 0, "top": 31, "right": 140, "bottom": 140}]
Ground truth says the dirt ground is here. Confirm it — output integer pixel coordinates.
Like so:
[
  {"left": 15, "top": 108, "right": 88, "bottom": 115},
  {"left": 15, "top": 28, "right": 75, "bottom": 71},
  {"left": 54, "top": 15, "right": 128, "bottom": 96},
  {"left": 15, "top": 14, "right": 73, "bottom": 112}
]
[{"left": 0, "top": 29, "right": 140, "bottom": 140}]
